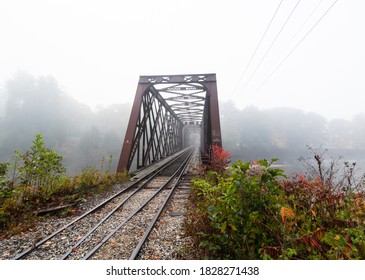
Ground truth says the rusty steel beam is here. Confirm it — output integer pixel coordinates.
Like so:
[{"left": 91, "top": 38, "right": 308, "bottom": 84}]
[
  {"left": 204, "top": 79, "right": 222, "bottom": 147},
  {"left": 138, "top": 74, "right": 216, "bottom": 84},
  {"left": 117, "top": 74, "right": 222, "bottom": 172},
  {"left": 117, "top": 83, "right": 149, "bottom": 172},
  {"left": 117, "top": 79, "right": 184, "bottom": 171}
]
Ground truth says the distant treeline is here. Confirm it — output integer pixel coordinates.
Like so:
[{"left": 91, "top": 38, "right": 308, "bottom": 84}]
[
  {"left": 0, "top": 72, "right": 130, "bottom": 174},
  {"left": 220, "top": 102, "right": 365, "bottom": 167},
  {"left": 1, "top": 72, "right": 365, "bottom": 174}
]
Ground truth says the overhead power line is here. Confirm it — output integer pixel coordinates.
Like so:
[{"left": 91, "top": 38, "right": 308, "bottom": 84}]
[
  {"left": 237, "top": 0, "right": 302, "bottom": 101},
  {"left": 265, "top": 0, "right": 325, "bottom": 76},
  {"left": 245, "top": 0, "right": 339, "bottom": 103},
  {"left": 231, "top": 0, "right": 284, "bottom": 100}
]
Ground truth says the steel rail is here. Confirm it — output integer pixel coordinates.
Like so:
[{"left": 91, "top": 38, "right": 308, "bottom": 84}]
[
  {"left": 13, "top": 148, "right": 190, "bottom": 260},
  {"left": 13, "top": 184, "right": 135, "bottom": 260},
  {"left": 82, "top": 148, "right": 193, "bottom": 260},
  {"left": 129, "top": 148, "right": 193, "bottom": 259},
  {"left": 60, "top": 149, "right": 191, "bottom": 259}
]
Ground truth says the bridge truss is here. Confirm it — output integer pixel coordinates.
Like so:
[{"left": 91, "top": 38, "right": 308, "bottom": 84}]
[{"left": 117, "top": 74, "right": 222, "bottom": 172}]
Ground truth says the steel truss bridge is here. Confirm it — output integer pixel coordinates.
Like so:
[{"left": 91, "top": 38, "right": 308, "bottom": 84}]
[{"left": 117, "top": 73, "right": 222, "bottom": 172}]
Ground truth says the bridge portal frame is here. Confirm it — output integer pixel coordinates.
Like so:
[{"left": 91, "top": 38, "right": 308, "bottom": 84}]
[{"left": 117, "top": 73, "right": 222, "bottom": 172}]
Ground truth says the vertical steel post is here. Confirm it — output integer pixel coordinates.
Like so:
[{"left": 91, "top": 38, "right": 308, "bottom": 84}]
[
  {"left": 117, "top": 74, "right": 222, "bottom": 172},
  {"left": 117, "top": 83, "right": 150, "bottom": 172},
  {"left": 205, "top": 78, "right": 222, "bottom": 147}
]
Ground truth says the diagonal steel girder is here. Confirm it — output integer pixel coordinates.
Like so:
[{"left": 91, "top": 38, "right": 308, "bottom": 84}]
[{"left": 117, "top": 74, "right": 222, "bottom": 172}]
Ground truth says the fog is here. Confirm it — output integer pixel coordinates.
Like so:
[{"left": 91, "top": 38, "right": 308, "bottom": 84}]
[
  {"left": 220, "top": 101, "right": 365, "bottom": 175},
  {"left": 1, "top": 1, "right": 365, "bottom": 121},
  {"left": 0, "top": 72, "right": 130, "bottom": 174},
  {"left": 1, "top": 72, "right": 365, "bottom": 176},
  {"left": 1, "top": 1, "right": 365, "bottom": 175}
]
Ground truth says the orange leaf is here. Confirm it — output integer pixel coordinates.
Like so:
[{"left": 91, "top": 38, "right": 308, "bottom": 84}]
[
  {"left": 310, "top": 209, "right": 316, "bottom": 218},
  {"left": 309, "top": 237, "right": 321, "bottom": 249},
  {"left": 280, "top": 207, "right": 295, "bottom": 222},
  {"left": 313, "top": 228, "right": 324, "bottom": 240}
]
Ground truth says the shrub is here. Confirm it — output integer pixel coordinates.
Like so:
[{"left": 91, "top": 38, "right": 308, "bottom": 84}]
[
  {"left": 279, "top": 175, "right": 365, "bottom": 259},
  {"left": 0, "top": 162, "right": 12, "bottom": 204},
  {"left": 205, "top": 145, "right": 231, "bottom": 174},
  {"left": 188, "top": 159, "right": 286, "bottom": 259},
  {"left": 16, "top": 134, "right": 66, "bottom": 197},
  {"left": 0, "top": 134, "right": 129, "bottom": 233},
  {"left": 186, "top": 157, "right": 365, "bottom": 259}
]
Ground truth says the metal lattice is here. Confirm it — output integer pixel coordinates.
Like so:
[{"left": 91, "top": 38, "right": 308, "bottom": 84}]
[{"left": 117, "top": 74, "right": 222, "bottom": 172}]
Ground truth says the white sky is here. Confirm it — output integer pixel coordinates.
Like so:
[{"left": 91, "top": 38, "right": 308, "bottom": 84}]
[{"left": 0, "top": 0, "right": 364, "bottom": 120}]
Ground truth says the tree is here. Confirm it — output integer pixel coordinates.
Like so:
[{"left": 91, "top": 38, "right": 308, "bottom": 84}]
[
  {"left": 17, "top": 134, "right": 66, "bottom": 191},
  {"left": 220, "top": 101, "right": 242, "bottom": 158},
  {"left": 238, "top": 105, "right": 272, "bottom": 158},
  {"left": 328, "top": 119, "right": 352, "bottom": 150},
  {"left": 351, "top": 114, "right": 365, "bottom": 150},
  {"left": 0, "top": 72, "right": 94, "bottom": 169}
]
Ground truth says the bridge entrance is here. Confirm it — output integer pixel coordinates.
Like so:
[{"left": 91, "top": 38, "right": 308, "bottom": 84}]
[
  {"left": 117, "top": 74, "right": 222, "bottom": 172},
  {"left": 182, "top": 124, "right": 201, "bottom": 148}
]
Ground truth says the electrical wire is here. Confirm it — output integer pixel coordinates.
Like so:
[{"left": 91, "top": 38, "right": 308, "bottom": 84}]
[
  {"left": 230, "top": 0, "right": 284, "bottom": 100},
  {"left": 244, "top": 0, "right": 339, "bottom": 103},
  {"left": 236, "top": 0, "right": 302, "bottom": 103},
  {"left": 263, "top": 0, "right": 325, "bottom": 78}
]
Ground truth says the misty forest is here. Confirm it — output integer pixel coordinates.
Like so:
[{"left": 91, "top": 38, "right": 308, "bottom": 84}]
[
  {"left": 1, "top": 72, "right": 365, "bottom": 175},
  {"left": 0, "top": 72, "right": 130, "bottom": 174},
  {"left": 1, "top": 72, "right": 365, "bottom": 260}
]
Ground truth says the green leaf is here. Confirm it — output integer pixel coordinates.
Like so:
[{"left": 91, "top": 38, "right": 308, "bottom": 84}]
[
  {"left": 221, "top": 221, "right": 227, "bottom": 233},
  {"left": 229, "top": 223, "right": 238, "bottom": 231}
]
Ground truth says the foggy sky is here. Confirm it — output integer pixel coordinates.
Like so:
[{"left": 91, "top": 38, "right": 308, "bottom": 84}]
[{"left": 1, "top": 0, "right": 364, "bottom": 120}]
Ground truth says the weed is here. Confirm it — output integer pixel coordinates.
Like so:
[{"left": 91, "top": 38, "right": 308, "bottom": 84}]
[
  {"left": 0, "top": 134, "right": 129, "bottom": 234},
  {"left": 185, "top": 151, "right": 365, "bottom": 259}
]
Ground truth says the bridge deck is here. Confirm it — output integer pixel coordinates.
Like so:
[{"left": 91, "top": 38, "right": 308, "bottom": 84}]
[{"left": 129, "top": 148, "right": 192, "bottom": 181}]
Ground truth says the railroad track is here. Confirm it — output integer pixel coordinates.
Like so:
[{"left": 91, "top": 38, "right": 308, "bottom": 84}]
[{"left": 12, "top": 147, "right": 195, "bottom": 260}]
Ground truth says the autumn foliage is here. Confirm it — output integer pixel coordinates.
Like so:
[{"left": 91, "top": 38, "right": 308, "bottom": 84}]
[
  {"left": 205, "top": 145, "right": 231, "bottom": 174},
  {"left": 185, "top": 156, "right": 365, "bottom": 259},
  {"left": 0, "top": 134, "right": 128, "bottom": 233}
]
